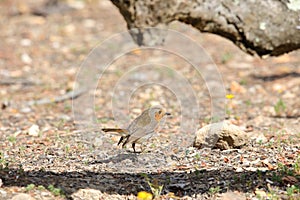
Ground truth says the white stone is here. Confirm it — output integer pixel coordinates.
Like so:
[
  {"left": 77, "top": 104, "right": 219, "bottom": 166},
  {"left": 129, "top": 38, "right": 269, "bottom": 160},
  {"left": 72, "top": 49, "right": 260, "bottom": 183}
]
[
  {"left": 11, "top": 193, "right": 35, "bottom": 200},
  {"left": 28, "top": 124, "right": 40, "bottom": 137},
  {"left": 21, "top": 53, "right": 32, "bottom": 64}
]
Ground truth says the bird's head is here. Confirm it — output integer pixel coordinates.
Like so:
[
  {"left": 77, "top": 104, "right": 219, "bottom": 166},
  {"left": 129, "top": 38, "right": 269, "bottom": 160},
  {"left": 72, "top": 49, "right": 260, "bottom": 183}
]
[{"left": 148, "top": 105, "right": 171, "bottom": 122}]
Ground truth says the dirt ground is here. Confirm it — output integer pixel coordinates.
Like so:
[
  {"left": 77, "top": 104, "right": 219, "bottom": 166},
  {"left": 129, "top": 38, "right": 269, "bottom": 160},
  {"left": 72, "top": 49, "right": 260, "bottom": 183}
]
[{"left": 0, "top": 0, "right": 299, "bottom": 199}]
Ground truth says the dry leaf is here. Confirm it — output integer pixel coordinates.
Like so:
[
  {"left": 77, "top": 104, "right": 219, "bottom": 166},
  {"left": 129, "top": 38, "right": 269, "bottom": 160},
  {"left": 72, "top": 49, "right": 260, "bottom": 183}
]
[
  {"left": 224, "top": 157, "right": 230, "bottom": 163},
  {"left": 240, "top": 155, "right": 244, "bottom": 163},
  {"left": 262, "top": 160, "right": 276, "bottom": 170}
]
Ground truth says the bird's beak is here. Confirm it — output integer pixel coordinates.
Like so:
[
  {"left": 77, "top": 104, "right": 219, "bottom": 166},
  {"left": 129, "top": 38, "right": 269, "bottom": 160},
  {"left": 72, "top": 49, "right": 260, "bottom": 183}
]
[{"left": 165, "top": 112, "right": 171, "bottom": 116}]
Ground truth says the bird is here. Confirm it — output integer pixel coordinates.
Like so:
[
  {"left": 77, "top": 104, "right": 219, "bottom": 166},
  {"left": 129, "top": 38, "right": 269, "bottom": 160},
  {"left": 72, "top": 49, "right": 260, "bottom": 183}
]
[{"left": 102, "top": 105, "right": 171, "bottom": 153}]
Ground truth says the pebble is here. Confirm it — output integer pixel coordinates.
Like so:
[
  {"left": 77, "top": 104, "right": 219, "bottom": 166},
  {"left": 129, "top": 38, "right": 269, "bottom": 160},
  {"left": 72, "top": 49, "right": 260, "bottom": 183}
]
[
  {"left": 41, "top": 191, "right": 49, "bottom": 196},
  {"left": 28, "top": 124, "right": 40, "bottom": 137},
  {"left": 93, "top": 137, "right": 104, "bottom": 147},
  {"left": 0, "top": 189, "right": 7, "bottom": 198},
  {"left": 71, "top": 189, "right": 103, "bottom": 200},
  {"left": 13, "top": 130, "right": 22, "bottom": 137},
  {"left": 254, "top": 189, "right": 267, "bottom": 198},
  {"left": 21, "top": 53, "right": 32, "bottom": 65},
  {"left": 235, "top": 167, "right": 243, "bottom": 172},
  {"left": 11, "top": 193, "right": 35, "bottom": 200},
  {"left": 272, "top": 83, "right": 285, "bottom": 93},
  {"left": 20, "top": 107, "right": 32, "bottom": 113},
  {"left": 256, "top": 136, "right": 268, "bottom": 144},
  {"left": 20, "top": 38, "right": 32, "bottom": 47},
  {"left": 221, "top": 191, "right": 246, "bottom": 200}
]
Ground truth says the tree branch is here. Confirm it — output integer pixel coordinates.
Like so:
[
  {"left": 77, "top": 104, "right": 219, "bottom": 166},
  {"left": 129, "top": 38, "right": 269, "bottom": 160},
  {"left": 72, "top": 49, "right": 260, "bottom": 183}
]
[{"left": 111, "top": 0, "right": 300, "bottom": 56}]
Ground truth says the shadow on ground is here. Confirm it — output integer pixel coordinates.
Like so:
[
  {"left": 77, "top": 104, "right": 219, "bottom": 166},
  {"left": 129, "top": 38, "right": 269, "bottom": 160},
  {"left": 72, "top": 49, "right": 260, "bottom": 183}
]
[
  {"left": 1, "top": 162, "right": 295, "bottom": 198},
  {"left": 252, "top": 71, "right": 300, "bottom": 82}
]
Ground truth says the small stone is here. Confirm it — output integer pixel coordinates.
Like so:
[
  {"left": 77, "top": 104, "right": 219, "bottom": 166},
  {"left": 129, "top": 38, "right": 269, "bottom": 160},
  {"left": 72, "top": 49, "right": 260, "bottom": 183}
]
[
  {"left": 20, "top": 107, "right": 32, "bottom": 113},
  {"left": 272, "top": 83, "right": 285, "bottom": 93},
  {"left": 93, "top": 137, "right": 103, "bottom": 147},
  {"left": 41, "top": 191, "right": 49, "bottom": 196},
  {"left": 247, "top": 131, "right": 268, "bottom": 144},
  {"left": 0, "top": 189, "right": 7, "bottom": 198},
  {"left": 71, "top": 189, "right": 103, "bottom": 200},
  {"left": 235, "top": 167, "right": 243, "bottom": 172},
  {"left": 28, "top": 124, "right": 40, "bottom": 137},
  {"left": 11, "top": 193, "right": 35, "bottom": 200},
  {"left": 255, "top": 189, "right": 267, "bottom": 198},
  {"left": 14, "top": 130, "right": 22, "bottom": 137},
  {"left": 245, "top": 167, "right": 259, "bottom": 172},
  {"left": 21, "top": 53, "right": 32, "bottom": 64},
  {"left": 221, "top": 191, "right": 246, "bottom": 200},
  {"left": 20, "top": 38, "right": 32, "bottom": 47},
  {"left": 255, "top": 133, "right": 268, "bottom": 144}
]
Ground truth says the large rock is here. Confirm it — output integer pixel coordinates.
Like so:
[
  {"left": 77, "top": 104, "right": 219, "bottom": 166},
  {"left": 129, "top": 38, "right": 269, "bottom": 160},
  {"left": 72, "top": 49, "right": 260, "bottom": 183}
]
[
  {"left": 193, "top": 122, "right": 248, "bottom": 150},
  {"left": 111, "top": 0, "right": 300, "bottom": 56}
]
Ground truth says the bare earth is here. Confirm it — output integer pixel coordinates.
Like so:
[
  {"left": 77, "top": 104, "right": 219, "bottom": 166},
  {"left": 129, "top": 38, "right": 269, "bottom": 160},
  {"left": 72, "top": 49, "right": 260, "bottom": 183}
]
[{"left": 0, "top": 0, "right": 299, "bottom": 199}]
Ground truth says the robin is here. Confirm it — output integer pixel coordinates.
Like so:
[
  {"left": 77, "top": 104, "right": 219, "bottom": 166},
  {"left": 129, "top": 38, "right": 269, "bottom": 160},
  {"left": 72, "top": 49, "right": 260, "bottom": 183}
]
[{"left": 102, "top": 105, "right": 171, "bottom": 153}]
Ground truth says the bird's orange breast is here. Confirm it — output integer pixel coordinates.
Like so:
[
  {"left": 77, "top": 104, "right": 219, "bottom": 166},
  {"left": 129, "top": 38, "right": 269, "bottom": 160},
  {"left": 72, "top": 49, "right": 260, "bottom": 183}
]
[{"left": 154, "top": 112, "right": 164, "bottom": 121}]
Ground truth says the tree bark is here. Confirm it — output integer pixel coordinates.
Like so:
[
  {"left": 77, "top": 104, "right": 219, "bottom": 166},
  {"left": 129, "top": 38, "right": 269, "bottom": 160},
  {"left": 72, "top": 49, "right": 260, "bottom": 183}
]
[{"left": 111, "top": 0, "right": 300, "bottom": 56}]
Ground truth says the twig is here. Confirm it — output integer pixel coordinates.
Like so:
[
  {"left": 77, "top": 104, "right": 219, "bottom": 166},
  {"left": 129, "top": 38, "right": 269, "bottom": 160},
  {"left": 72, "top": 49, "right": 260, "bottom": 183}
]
[
  {"left": 26, "top": 88, "right": 87, "bottom": 106},
  {"left": 0, "top": 78, "right": 35, "bottom": 85}
]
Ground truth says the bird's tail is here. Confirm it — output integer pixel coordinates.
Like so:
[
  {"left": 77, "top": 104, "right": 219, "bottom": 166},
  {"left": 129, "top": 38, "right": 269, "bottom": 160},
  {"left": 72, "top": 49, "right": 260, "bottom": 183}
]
[{"left": 101, "top": 128, "right": 129, "bottom": 136}]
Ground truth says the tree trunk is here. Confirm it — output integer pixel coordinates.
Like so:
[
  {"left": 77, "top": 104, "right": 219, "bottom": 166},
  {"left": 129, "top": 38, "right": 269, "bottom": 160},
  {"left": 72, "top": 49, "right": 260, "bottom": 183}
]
[{"left": 111, "top": 0, "right": 300, "bottom": 56}]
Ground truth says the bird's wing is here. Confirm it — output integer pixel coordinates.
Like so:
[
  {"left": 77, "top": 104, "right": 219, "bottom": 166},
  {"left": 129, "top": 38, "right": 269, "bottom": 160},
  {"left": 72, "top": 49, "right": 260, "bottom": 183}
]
[
  {"left": 126, "top": 127, "right": 155, "bottom": 144},
  {"left": 127, "top": 109, "right": 151, "bottom": 133}
]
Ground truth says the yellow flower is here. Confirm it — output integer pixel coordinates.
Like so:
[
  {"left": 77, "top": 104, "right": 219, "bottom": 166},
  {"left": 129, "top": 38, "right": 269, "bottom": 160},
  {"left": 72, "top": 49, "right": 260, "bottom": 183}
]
[
  {"left": 137, "top": 191, "right": 153, "bottom": 200},
  {"left": 226, "top": 94, "right": 234, "bottom": 99}
]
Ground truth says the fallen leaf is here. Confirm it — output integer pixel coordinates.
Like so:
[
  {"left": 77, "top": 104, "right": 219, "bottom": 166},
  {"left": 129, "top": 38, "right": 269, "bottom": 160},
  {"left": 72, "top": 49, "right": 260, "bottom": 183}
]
[
  {"left": 224, "top": 157, "right": 230, "bottom": 163},
  {"left": 176, "top": 165, "right": 190, "bottom": 170},
  {"left": 240, "top": 155, "right": 244, "bottom": 163},
  {"left": 262, "top": 160, "right": 276, "bottom": 170},
  {"left": 201, "top": 161, "right": 207, "bottom": 167}
]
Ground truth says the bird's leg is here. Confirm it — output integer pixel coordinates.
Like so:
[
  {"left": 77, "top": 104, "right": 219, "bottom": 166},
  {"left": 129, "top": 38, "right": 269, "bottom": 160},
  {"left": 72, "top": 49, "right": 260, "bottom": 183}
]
[
  {"left": 122, "top": 135, "right": 130, "bottom": 148},
  {"left": 132, "top": 143, "right": 136, "bottom": 153},
  {"left": 117, "top": 136, "right": 124, "bottom": 146}
]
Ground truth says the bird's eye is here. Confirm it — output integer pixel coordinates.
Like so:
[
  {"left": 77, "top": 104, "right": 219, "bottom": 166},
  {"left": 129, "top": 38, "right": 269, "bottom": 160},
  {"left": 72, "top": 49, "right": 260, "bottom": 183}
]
[{"left": 158, "top": 110, "right": 162, "bottom": 114}]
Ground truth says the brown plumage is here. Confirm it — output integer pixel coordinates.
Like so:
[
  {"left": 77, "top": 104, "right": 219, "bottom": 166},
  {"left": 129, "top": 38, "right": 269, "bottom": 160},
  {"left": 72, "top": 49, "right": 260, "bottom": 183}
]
[{"left": 102, "top": 105, "right": 171, "bottom": 153}]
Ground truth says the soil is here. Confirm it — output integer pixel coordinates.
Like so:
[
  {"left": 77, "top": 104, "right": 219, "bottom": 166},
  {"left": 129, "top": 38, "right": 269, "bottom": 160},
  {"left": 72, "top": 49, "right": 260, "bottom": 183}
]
[{"left": 0, "top": 0, "right": 299, "bottom": 199}]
